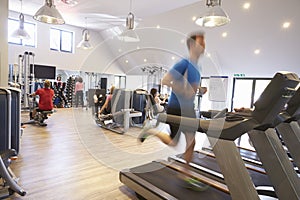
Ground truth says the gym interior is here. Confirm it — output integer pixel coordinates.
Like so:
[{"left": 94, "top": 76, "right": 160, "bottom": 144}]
[{"left": 1, "top": 0, "right": 300, "bottom": 199}]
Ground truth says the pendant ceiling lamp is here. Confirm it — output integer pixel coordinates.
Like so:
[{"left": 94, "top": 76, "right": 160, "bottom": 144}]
[
  {"left": 118, "top": 29, "right": 140, "bottom": 42},
  {"left": 126, "top": 0, "right": 135, "bottom": 30},
  {"left": 77, "top": 18, "right": 93, "bottom": 50},
  {"left": 33, "top": 0, "right": 65, "bottom": 24},
  {"left": 118, "top": 0, "right": 140, "bottom": 42},
  {"left": 126, "top": 12, "right": 134, "bottom": 30},
  {"left": 195, "top": 0, "right": 230, "bottom": 27},
  {"left": 11, "top": 0, "right": 30, "bottom": 40}
]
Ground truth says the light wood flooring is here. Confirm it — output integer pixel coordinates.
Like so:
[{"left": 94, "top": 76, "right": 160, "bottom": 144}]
[{"left": 8, "top": 107, "right": 184, "bottom": 200}]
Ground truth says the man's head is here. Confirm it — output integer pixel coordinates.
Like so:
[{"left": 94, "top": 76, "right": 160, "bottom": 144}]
[
  {"left": 187, "top": 31, "right": 205, "bottom": 56},
  {"left": 44, "top": 80, "right": 51, "bottom": 88}
]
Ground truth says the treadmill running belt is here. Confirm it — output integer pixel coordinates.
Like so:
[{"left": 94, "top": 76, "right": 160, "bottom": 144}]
[
  {"left": 128, "top": 161, "right": 231, "bottom": 200},
  {"left": 176, "top": 152, "right": 272, "bottom": 187},
  {"left": 238, "top": 148, "right": 261, "bottom": 162}
]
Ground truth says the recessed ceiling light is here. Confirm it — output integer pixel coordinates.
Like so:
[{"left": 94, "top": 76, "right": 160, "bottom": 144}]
[
  {"left": 136, "top": 46, "right": 140, "bottom": 49},
  {"left": 192, "top": 16, "right": 197, "bottom": 21},
  {"left": 171, "top": 56, "right": 175, "bottom": 60},
  {"left": 282, "top": 22, "right": 291, "bottom": 29},
  {"left": 243, "top": 2, "right": 251, "bottom": 9},
  {"left": 125, "top": 60, "right": 129, "bottom": 63},
  {"left": 222, "top": 32, "right": 228, "bottom": 37},
  {"left": 144, "top": 59, "right": 147, "bottom": 62},
  {"left": 254, "top": 49, "right": 260, "bottom": 54},
  {"left": 180, "top": 39, "right": 185, "bottom": 44},
  {"left": 118, "top": 48, "right": 122, "bottom": 52},
  {"left": 156, "top": 25, "right": 160, "bottom": 29}
]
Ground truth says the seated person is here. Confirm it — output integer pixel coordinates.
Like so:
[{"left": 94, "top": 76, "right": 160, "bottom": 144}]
[
  {"left": 31, "top": 80, "right": 54, "bottom": 119},
  {"left": 93, "top": 89, "right": 105, "bottom": 118},
  {"left": 150, "top": 88, "right": 166, "bottom": 113},
  {"left": 98, "top": 86, "right": 115, "bottom": 116}
]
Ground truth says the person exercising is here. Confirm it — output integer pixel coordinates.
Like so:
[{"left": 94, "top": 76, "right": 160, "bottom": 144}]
[
  {"left": 31, "top": 80, "right": 54, "bottom": 119},
  {"left": 98, "top": 86, "right": 115, "bottom": 116},
  {"left": 138, "top": 31, "right": 207, "bottom": 190}
]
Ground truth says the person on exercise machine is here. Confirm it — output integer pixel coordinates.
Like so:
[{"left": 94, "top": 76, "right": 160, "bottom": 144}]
[
  {"left": 138, "top": 31, "right": 207, "bottom": 190},
  {"left": 98, "top": 86, "right": 115, "bottom": 116},
  {"left": 150, "top": 88, "right": 166, "bottom": 113},
  {"left": 30, "top": 80, "right": 54, "bottom": 119}
]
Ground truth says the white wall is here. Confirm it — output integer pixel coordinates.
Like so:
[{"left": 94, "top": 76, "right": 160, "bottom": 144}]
[{"left": 126, "top": 75, "right": 148, "bottom": 90}]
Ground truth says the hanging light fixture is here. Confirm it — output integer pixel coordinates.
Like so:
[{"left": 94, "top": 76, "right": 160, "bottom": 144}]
[
  {"left": 77, "top": 29, "right": 93, "bottom": 49},
  {"left": 118, "top": 0, "right": 140, "bottom": 42},
  {"left": 126, "top": 0, "right": 135, "bottom": 30},
  {"left": 77, "top": 18, "right": 93, "bottom": 50},
  {"left": 195, "top": 0, "right": 230, "bottom": 27},
  {"left": 118, "top": 29, "right": 140, "bottom": 42},
  {"left": 12, "top": 0, "right": 30, "bottom": 40},
  {"left": 126, "top": 12, "right": 134, "bottom": 30},
  {"left": 33, "top": 0, "right": 65, "bottom": 24}
]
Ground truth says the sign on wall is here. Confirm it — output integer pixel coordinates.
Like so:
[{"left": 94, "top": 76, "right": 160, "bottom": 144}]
[{"left": 208, "top": 76, "right": 228, "bottom": 102}]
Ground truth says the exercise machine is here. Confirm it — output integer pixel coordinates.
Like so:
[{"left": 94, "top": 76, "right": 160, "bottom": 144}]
[
  {"left": 274, "top": 86, "right": 300, "bottom": 169},
  {"left": 119, "top": 71, "right": 300, "bottom": 200},
  {"left": 0, "top": 149, "right": 26, "bottom": 199},
  {"left": 96, "top": 89, "right": 142, "bottom": 134},
  {"left": 226, "top": 86, "right": 300, "bottom": 173},
  {"left": 0, "top": 88, "right": 26, "bottom": 198},
  {"left": 186, "top": 86, "right": 300, "bottom": 196},
  {"left": 21, "top": 94, "right": 53, "bottom": 126}
]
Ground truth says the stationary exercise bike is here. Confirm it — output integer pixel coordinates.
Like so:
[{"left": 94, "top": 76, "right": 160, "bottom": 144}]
[{"left": 22, "top": 94, "right": 53, "bottom": 127}]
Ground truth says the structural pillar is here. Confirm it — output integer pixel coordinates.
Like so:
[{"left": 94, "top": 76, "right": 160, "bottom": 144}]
[{"left": 0, "top": 0, "right": 9, "bottom": 87}]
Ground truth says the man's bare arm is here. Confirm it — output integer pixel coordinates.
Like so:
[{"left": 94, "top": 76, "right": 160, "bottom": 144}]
[{"left": 161, "top": 72, "right": 197, "bottom": 99}]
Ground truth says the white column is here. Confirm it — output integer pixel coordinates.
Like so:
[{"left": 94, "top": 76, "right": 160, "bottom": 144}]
[{"left": 0, "top": 0, "right": 8, "bottom": 87}]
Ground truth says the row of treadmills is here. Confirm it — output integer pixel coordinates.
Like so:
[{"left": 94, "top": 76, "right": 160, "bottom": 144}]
[{"left": 119, "top": 71, "right": 300, "bottom": 200}]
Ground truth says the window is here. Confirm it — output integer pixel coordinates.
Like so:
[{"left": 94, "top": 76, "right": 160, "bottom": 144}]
[
  {"left": 114, "top": 76, "right": 126, "bottom": 88},
  {"left": 231, "top": 77, "right": 272, "bottom": 111},
  {"left": 50, "top": 28, "right": 73, "bottom": 53},
  {"left": 8, "top": 18, "right": 36, "bottom": 47},
  {"left": 232, "top": 79, "right": 253, "bottom": 109}
]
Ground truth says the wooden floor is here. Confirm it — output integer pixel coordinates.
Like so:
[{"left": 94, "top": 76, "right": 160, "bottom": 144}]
[{"left": 9, "top": 107, "right": 183, "bottom": 200}]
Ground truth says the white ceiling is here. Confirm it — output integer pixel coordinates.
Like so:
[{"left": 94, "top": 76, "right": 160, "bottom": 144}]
[
  {"left": 8, "top": 0, "right": 200, "bottom": 30},
  {"left": 8, "top": 0, "right": 300, "bottom": 77}
]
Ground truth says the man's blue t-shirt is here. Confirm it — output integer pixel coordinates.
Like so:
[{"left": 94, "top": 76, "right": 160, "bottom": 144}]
[{"left": 168, "top": 58, "right": 201, "bottom": 109}]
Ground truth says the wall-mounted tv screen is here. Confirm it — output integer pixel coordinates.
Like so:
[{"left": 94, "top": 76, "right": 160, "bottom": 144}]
[{"left": 30, "top": 64, "right": 56, "bottom": 80}]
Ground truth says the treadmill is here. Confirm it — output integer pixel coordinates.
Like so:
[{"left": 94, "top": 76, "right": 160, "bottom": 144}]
[
  {"left": 206, "top": 144, "right": 299, "bottom": 174},
  {"left": 121, "top": 160, "right": 231, "bottom": 200},
  {"left": 119, "top": 72, "right": 300, "bottom": 200},
  {"left": 231, "top": 87, "right": 300, "bottom": 172},
  {"left": 179, "top": 87, "right": 300, "bottom": 197},
  {"left": 168, "top": 149, "right": 276, "bottom": 197},
  {"left": 275, "top": 86, "right": 300, "bottom": 169}
]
